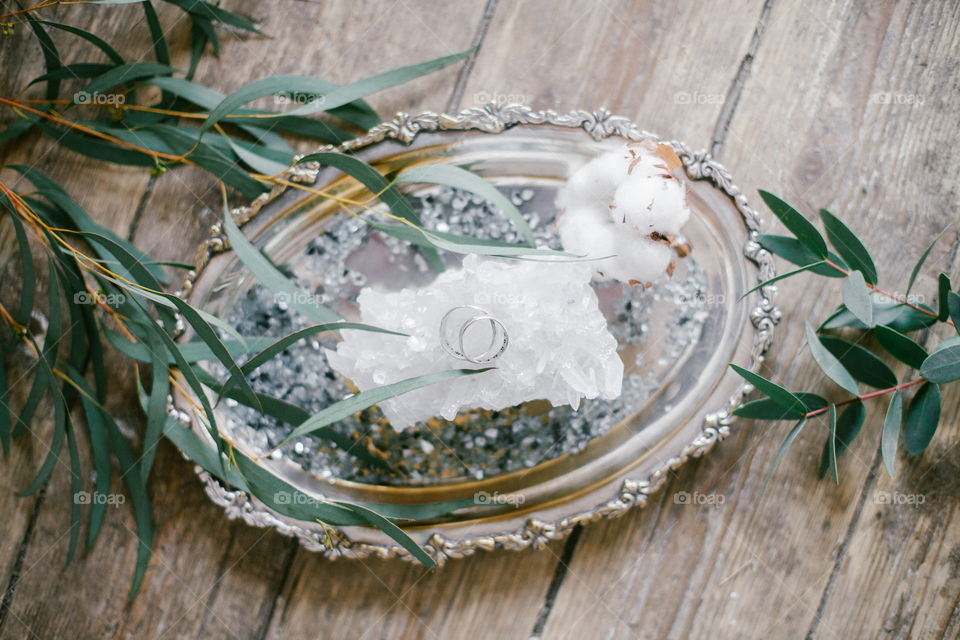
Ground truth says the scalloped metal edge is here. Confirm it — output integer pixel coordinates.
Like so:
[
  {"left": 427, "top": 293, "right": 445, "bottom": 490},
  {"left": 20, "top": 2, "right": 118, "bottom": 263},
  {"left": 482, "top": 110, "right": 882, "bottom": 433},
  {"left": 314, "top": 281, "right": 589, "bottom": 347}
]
[{"left": 167, "top": 103, "right": 781, "bottom": 566}]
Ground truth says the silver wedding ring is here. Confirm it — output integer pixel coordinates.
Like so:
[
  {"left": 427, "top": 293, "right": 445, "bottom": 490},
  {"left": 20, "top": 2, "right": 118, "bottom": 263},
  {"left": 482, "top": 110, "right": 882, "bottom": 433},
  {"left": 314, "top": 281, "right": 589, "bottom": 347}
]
[{"left": 439, "top": 305, "right": 509, "bottom": 364}]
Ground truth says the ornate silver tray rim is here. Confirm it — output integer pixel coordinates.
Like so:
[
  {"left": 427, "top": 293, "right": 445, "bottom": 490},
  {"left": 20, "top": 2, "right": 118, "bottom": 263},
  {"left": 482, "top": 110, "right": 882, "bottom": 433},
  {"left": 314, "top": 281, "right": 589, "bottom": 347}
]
[{"left": 169, "top": 103, "right": 780, "bottom": 565}]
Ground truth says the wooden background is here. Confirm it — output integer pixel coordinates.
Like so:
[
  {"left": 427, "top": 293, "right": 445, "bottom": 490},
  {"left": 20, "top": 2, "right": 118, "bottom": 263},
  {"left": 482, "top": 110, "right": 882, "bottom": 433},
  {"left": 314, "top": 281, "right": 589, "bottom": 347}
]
[{"left": 1, "top": 1, "right": 959, "bottom": 638}]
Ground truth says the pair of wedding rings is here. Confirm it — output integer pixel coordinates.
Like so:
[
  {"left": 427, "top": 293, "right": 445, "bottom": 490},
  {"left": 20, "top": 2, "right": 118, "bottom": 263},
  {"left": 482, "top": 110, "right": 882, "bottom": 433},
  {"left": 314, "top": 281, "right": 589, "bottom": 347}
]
[{"left": 439, "top": 305, "right": 509, "bottom": 364}]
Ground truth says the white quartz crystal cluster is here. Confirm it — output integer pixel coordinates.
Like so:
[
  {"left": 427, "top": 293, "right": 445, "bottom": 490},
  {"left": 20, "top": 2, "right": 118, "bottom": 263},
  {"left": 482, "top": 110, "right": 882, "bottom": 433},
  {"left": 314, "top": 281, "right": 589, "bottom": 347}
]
[
  {"left": 556, "top": 140, "right": 692, "bottom": 285},
  {"left": 327, "top": 255, "right": 623, "bottom": 429}
]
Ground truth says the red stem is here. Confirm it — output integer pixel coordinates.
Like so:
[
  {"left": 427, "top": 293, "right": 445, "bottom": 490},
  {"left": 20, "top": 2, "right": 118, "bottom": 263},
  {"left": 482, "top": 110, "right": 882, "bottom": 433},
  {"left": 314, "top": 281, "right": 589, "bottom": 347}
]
[
  {"left": 803, "top": 377, "right": 925, "bottom": 419},
  {"left": 824, "top": 259, "right": 955, "bottom": 328}
]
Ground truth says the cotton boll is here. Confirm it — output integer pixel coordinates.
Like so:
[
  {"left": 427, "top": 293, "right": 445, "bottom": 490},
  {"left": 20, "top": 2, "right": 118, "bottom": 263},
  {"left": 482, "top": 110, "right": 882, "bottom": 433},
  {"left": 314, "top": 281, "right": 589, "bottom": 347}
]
[
  {"left": 605, "top": 234, "right": 674, "bottom": 285},
  {"left": 556, "top": 151, "right": 629, "bottom": 211},
  {"left": 555, "top": 141, "right": 692, "bottom": 286},
  {"left": 611, "top": 172, "right": 690, "bottom": 234},
  {"left": 557, "top": 207, "right": 617, "bottom": 261}
]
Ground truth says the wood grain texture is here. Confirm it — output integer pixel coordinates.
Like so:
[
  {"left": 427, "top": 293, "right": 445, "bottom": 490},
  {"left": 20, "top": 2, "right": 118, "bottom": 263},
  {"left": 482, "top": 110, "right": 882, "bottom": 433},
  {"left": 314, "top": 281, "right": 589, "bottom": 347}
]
[{"left": 1, "top": 0, "right": 958, "bottom": 638}]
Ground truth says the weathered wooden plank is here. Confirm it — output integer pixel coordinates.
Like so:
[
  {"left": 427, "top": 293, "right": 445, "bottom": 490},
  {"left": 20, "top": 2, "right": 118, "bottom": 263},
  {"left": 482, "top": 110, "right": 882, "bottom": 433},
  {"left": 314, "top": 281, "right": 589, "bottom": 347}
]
[
  {"left": 542, "top": 1, "right": 960, "bottom": 638},
  {"left": 460, "top": 0, "right": 766, "bottom": 149}
]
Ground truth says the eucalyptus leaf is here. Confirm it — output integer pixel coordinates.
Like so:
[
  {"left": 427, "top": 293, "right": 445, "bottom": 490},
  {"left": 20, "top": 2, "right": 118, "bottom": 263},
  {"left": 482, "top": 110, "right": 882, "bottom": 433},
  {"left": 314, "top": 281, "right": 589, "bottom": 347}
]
[
  {"left": 874, "top": 325, "right": 928, "bottom": 370},
  {"left": 825, "top": 404, "right": 839, "bottom": 483},
  {"left": 881, "top": 391, "right": 903, "bottom": 479},
  {"left": 842, "top": 271, "right": 874, "bottom": 327},
  {"left": 818, "top": 401, "right": 865, "bottom": 481},
  {"left": 739, "top": 261, "right": 827, "bottom": 300},
  {"left": 919, "top": 344, "right": 960, "bottom": 384},
  {"left": 733, "top": 393, "right": 827, "bottom": 420},
  {"left": 819, "top": 209, "right": 877, "bottom": 284},
  {"left": 938, "top": 273, "right": 952, "bottom": 321},
  {"left": 818, "top": 335, "right": 897, "bottom": 389},
  {"left": 283, "top": 368, "right": 495, "bottom": 444},
  {"left": 202, "top": 48, "right": 473, "bottom": 134},
  {"left": 949, "top": 292, "right": 960, "bottom": 335},
  {"left": 907, "top": 225, "right": 950, "bottom": 295},
  {"left": 757, "top": 190, "right": 828, "bottom": 259},
  {"left": 904, "top": 383, "right": 941, "bottom": 455},
  {"left": 77, "top": 62, "right": 177, "bottom": 101},
  {"left": 804, "top": 322, "right": 859, "bottom": 396},
  {"left": 757, "top": 235, "right": 846, "bottom": 277},
  {"left": 762, "top": 419, "right": 808, "bottom": 494},
  {"left": 396, "top": 164, "right": 536, "bottom": 247},
  {"left": 223, "top": 210, "right": 340, "bottom": 324},
  {"left": 728, "top": 364, "right": 808, "bottom": 417}
]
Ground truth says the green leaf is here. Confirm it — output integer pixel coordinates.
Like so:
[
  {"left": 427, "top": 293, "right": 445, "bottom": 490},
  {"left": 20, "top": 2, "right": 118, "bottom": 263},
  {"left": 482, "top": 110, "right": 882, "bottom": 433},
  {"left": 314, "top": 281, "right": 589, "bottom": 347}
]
[
  {"left": 842, "top": 271, "right": 874, "bottom": 327},
  {"left": 938, "top": 273, "right": 952, "bottom": 321},
  {"left": 3, "top": 206, "right": 37, "bottom": 327},
  {"left": 907, "top": 225, "right": 950, "bottom": 295},
  {"left": 762, "top": 419, "right": 807, "bottom": 494},
  {"left": 757, "top": 235, "right": 846, "bottom": 277},
  {"left": 283, "top": 368, "right": 494, "bottom": 444},
  {"left": 77, "top": 62, "right": 177, "bottom": 101},
  {"left": 825, "top": 405, "right": 839, "bottom": 483},
  {"left": 34, "top": 121, "right": 156, "bottom": 167},
  {"left": 26, "top": 14, "right": 61, "bottom": 100},
  {"left": 164, "top": 0, "right": 263, "bottom": 34},
  {"left": 818, "top": 335, "right": 897, "bottom": 389},
  {"left": 202, "top": 48, "right": 474, "bottom": 134},
  {"left": 332, "top": 500, "right": 435, "bottom": 567},
  {"left": 728, "top": 364, "right": 808, "bottom": 417},
  {"left": 222, "top": 211, "right": 340, "bottom": 323},
  {"left": 37, "top": 21, "right": 125, "bottom": 64},
  {"left": 919, "top": 344, "right": 960, "bottom": 383},
  {"left": 218, "top": 322, "right": 401, "bottom": 399},
  {"left": 904, "top": 382, "right": 941, "bottom": 455},
  {"left": 804, "top": 323, "right": 859, "bottom": 396},
  {"left": 818, "top": 209, "right": 877, "bottom": 284},
  {"left": 147, "top": 125, "right": 269, "bottom": 200},
  {"left": 284, "top": 47, "right": 476, "bottom": 118},
  {"left": 297, "top": 151, "right": 443, "bottom": 270},
  {"left": 396, "top": 164, "right": 536, "bottom": 247},
  {"left": 881, "top": 390, "right": 903, "bottom": 479},
  {"left": 758, "top": 190, "right": 828, "bottom": 259},
  {"left": 142, "top": 1, "right": 170, "bottom": 64},
  {"left": 140, "top": 332, "right": 169, "bottom": 483},
  {"left": 739, "top": 261, "right": 827, "bottom": 300},
  {"left": 950, "top": 292, "right": 960, "bottom": 335},
  {"left": 146, "top": 76, "right": 376, "bottom": 135},
  {"left": 874, "top": 325, "right": 928, "bottom": 369},
  {"left": 818, "top": 401, "right": 865, "bottom": 480},
  {"left": 821, "top": 302, "right": 937, "bottom": 332},
  {"left": 106, "top": 330, "right": 274, "bottom": 364},
  {"left": 11, "top": 165, "right": 168, "bottom": 285},
  {"left": 28, "top": 63, "right": 115, "bottom": 86},
  {"left": 733, "top": 392, "right": 827, "bottom": 419},
  {"left": 63, "top": 407, "right": 82, "bottom": 564}
]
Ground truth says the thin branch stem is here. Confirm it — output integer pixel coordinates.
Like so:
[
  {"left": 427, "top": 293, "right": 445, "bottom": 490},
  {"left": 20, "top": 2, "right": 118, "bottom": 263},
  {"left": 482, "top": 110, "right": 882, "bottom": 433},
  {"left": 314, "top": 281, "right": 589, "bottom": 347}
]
[
  {"left": 824, "top": 258, "right": 955, "bottom": 328},
  {"left": 803, "top": 377, "right": 925, "bottom": 419}
]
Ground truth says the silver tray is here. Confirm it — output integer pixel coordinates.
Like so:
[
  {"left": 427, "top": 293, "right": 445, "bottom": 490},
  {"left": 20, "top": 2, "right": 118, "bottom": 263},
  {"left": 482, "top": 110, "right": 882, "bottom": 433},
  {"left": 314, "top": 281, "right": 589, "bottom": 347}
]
[{"left": 169, "top": 104, "right": 779, "bottom": 564}]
